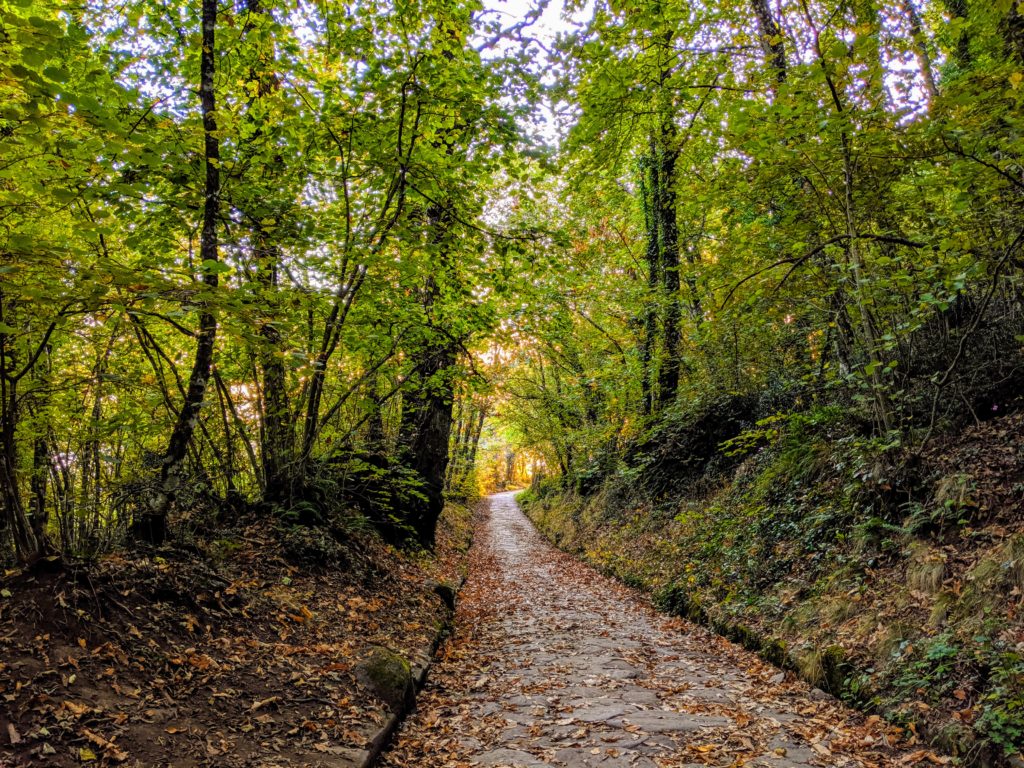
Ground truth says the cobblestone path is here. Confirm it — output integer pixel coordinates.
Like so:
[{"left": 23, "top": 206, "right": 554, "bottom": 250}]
[{"left": 382, "top": 492, "right": 921, "bottom": 768}]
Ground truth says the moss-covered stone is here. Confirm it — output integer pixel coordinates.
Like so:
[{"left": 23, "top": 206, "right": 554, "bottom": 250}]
[
  {"left": 726, "top": 623, "right": 760, "bottom": 652},
  {"left": 820, "top": 645, "right": 849, "bottom": 696},
  {"left": 354, "top": 646, "right": 415, "bottom": 712}
]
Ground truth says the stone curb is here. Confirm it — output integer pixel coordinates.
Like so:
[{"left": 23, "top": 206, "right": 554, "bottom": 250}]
[{"left": 350, "top": 573, "right": 467, "bottom": 768}]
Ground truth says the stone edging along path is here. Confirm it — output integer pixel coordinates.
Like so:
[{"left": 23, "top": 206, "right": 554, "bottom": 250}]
[{"left": 350, "top": 577, "right": 465, "bottom": 768}]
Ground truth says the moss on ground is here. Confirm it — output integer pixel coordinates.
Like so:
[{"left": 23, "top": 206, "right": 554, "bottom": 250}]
[{"left": 355, "top": 645, "right": 414, "bottom": 713}]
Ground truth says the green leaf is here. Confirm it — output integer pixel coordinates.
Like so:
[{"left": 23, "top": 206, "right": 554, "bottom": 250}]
[{"left": 201, "top": 259, "right": 232, "bottom": 274}]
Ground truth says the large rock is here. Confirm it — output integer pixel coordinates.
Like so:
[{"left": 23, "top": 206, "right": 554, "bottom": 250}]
[{"left": 354, "top": 646, "right": 415, "bottom": 712}]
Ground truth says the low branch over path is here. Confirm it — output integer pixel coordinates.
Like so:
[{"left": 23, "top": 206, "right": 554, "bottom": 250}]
[{"left": 383, "top": 493, "right": 938, "bottom": 768}]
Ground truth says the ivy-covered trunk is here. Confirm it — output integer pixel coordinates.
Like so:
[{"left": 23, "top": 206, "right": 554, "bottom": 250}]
[
  {"left": 400, "top": 203, "right": 458, "bottom": 546},
  {"left": 0, "top": 383, "right": 39, "bottom": 563},
  {"left": 656, "top": 131, "right": 681, "bottom": 409},
  {"left": 638, "top": 144, "right": 660, "bottom": 416},
  {"left": 400, "top": 343, "right": 457, "bottom": 545},
  {"left": 255, "top": 237, "right": 295, "bottom": 505}
]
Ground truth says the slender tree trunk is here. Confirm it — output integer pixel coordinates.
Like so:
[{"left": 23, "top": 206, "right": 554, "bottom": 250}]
[
  {"left": 464, "top": 405, "right": 486, "bottom": 476},
  {"left": 365, "top": 374, "right": 390, "bottom": 454},
  {"left": 840, "top": 129, "right": 892, "bottom": 431},
  {"left": 807, "top": 11, "right": 893, "bottom": 433},
  {"left": 300, "top": 264, "right": 366, "bottom": 469},
  {"left": 133, "top": 0, "right": 221, "bottom": 545},
  {"left": 444, "top": 398, "right": 467, "bottom": 487},
  {"left": 656, "top": 131, "right": 681, "bottom": 408},
  {"left": 30, "top": 435, "right": 49, "bottom": 549},
  {"left": 901, "top": 0, "right": 938, "bottom": 104},
  {"left": 751, "top": 0, "right": 787, "bottom": 87}
]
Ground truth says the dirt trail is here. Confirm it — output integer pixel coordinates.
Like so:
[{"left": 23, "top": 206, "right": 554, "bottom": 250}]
[{"left": 382, "top": 491, "right": 925, "bottom": 768}]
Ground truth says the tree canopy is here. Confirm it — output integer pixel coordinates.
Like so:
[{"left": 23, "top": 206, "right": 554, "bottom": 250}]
[{"left": 2, "top": 0, "right": 1023, "bottom": 564}]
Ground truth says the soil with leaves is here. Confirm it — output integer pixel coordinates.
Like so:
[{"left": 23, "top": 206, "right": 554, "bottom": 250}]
[
  {"left": 382, "top": 492, "right": 943, "bottom": 768},
  {"left": 0, "top": 507, "right": 472, "bottom": 767}
]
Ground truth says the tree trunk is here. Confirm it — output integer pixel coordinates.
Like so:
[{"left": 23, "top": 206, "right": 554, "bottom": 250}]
[
  {"left": 656, "top": 131, "right": 681, "bottom": 408},
  {"left": 0, "top": 288, "right": 41, "bottom": 563},
  {"left": 30, "top": 435, "right": 49, "bottom": 552},
  {"left": 0, "top": 389, "right": 39, "bottom": 562},
  {"left": 901, "top": 0, "right": 938, "bottom": 104},
  {"left": 751, "top": 0, "right": 787, "bottom": 87},
  {"left": 444, "top": 397, "right": 468, "bottom": 487},
  {"left": 639, "top": 145, "right": 660, "bottom": 415},
  {"left": 300, "top": 263, "right": 366, "bottom": 470},
  {"left": 133, "top": 0, "right": 221, "bottom": 545},
  {"left": 464, "top": 404, "right": 486, "bottom": 476},
  {"left": 255, "top": 237, "right": 295, "bottom": 504},
  {"left": 400, "top": 342, "right": 456, "bottom": 545},
  {"left": 399, "top": 200, "right": 460, "bottom": 545}
]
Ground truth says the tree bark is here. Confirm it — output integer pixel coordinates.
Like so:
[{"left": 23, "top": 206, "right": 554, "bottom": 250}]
[
  {"left": 901, "top": 0, "right": 938, "bottom": 104},
  {"left": 0, "top": 288, "right": 41, "bottom": 563},
  {"left": 255, "top": 237, "right": 295, "bottom": 504},
  {"left": 0, "top": 386, "right": 38, "bottom": 562},
  {"left": 656, "top": 129, "right": 681, "bottom": 408},
  {"left": 639, "top": 145, "right": 660, "bottom": 415},
  {"left": 30, "top": 435, "right": 49, "bottom": 549}
]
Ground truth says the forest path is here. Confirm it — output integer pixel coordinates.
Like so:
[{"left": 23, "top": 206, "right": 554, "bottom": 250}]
[{"left": 380, "top": 492, "right": 912, "bottom": 768}]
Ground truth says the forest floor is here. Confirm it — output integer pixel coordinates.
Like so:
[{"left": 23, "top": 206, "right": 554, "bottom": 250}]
[
  {"left": 0, "top": 506, "right": 472, "bottom": 767},
  {"left": 381, "top": 492, "right": 941, "bottom": 768}
]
